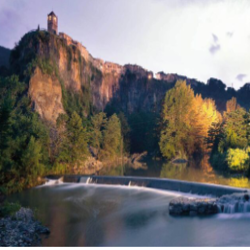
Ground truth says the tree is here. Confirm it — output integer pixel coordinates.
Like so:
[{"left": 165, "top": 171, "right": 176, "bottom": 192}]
[
  {"left": 117, "top": 112, "right": 130, "bottom": 154},
  {"left": 226, "top": 148, "right": 249, "bottom": 171},
  {"left": 21, "top": 136, "right": 44, "bottom": 187},
  {"left": 206, "top": 122, "right": 225, "bottom": 153},
  {"left": 159, "top": 81, "right": 196, "bottom": 159},
  {"left": 223, "top": 108, "right": 247, "bottom": 149},
  {"left": 159, "top": 80, "right": 221, "bottom": 159},
  {"left": 226, "top": 97, "right": 240, "bottom": 113},
  {"left": 101, "top": 114, "right": 122, "bottom": 160},
  {"left": 58, "top": 112, "right": 89, "bottom": 168},
  {"left": 89, "top": 112, "right": 107, "bottom": 155}
]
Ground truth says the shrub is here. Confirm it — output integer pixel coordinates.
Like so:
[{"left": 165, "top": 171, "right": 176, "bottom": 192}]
[
  {"left": 226, "top": 148, "right": 249, "bottom": 171},
  {"left": 0, "top": 202, "right": 21, "bottom": 218}
]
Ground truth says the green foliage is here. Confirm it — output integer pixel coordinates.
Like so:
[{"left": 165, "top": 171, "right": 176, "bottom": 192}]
[
  {"left": 159, "top": 81, "right": 196, "bottom": 159},
  {"left": 209, "top": 152, "right": 227, "bottom": 170},
  {"left": 117, "top": 112, "right": 131, "bottom": 154},
  {"left": 60, "top": 79, "right": 92, "bottom": 117},
  {"left": 100, "top": 114, "right": 122, "bottom": 160},
  {"left": 209, "top": 107, "right": 250, "bottom": 172},
  {"left": 0, "top": 76, "right": 50, "bottom": 193},
  {"left": 128, "top": 111, "right": 159, "bottom": 154},
  {"left": 56, "top": 112, "right": 89, "bottom": 168},
  {"left": 206, "top": 122, "right": 225, "bottom": 153},
  {"left": 223, "top": 108, "right": 247, "bottom": 149},
  {"left": 244, "top": 110, "right": 250, "bottom": 147},
  {"left": 10, "top": 30, "right": 51, "bottom": 79},
  {"left": 226, "top": 148, "right": 249, "bottom": 171},
  {"left": 0, "top": 202, "right": 21, "bottom": 218},
  {"left": 21, "top": 136, "right": 45, "bottom": 183},
  {"left": 89, "top": 112, "right": 107, "bottom": 153}
]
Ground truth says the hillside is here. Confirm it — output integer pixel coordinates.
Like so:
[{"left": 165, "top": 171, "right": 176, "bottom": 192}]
[
  {"left": 0, "top": 46, "right": 11, "bottom": 68},
  {"left": 1, "top": 29, "right": 250, "bottom": 193},
  {"left": 5, "top": 30, "right": 250, "bottom": 126}
]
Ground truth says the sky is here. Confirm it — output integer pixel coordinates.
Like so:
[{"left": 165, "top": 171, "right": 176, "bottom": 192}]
[{"left": 0, "top": 0, "right": 250, "bottom": 89}]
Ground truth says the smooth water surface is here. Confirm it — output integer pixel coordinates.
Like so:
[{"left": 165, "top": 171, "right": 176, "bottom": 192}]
[
  {"left": 99, "top": 156, "right": 250, "bottom": 189},
  {"left": 10, "top": 183, "right": 250, "bottom": 246}
]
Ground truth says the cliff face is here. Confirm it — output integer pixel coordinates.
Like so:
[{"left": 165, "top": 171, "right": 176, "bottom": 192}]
[
  {"left": 8, "top": 30, "right": 250, "bottom": 125},
  {"left": 14, "top": 31, "right": 161, "bottom": 124},
  {"left": 29, "top": 68, "right": 65, "bottom": 124}
]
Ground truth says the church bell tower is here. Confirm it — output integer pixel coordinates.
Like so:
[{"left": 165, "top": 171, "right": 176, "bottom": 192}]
[{"left": 47, "top": 11, "right": 58, "bottom": 35}]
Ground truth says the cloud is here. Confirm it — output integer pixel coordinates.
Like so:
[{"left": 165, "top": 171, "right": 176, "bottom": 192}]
[
  {"left": 236, "top": 74, "right": 247, "bottom": 82},
  {"left": 209, "top": 33, "right": 220, "bottom": 55},
  {"left": 152, "top": 0, "right": 225, "bottom": 8},
  {"left": 209, "top": 44, "right": 221, "bottom": 54},
  {"left": 212, "top": 34, "right": 218, "bottom": 43},
  {"left": 226, "top": 32, "right": 234, "bottom": 38},
  {"left": 0, "top": 7, "right": 24, "bottom": 33}
]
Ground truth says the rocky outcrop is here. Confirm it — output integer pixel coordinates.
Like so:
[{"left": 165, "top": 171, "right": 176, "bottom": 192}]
[
  {"left": 9, "top": 30, "right": 250, "bottom": 125},
  {"left": 0, "top": 208, "right": 50, "bottom": 247},
  {"left": 169, "top": 192, "right": 250, "bottom": 216},
  {"left": 169, "top": 197, "right": 218, "bottom": 216},
  {"left": 29, "top": 68, "right": 65, "bottom": 124}
]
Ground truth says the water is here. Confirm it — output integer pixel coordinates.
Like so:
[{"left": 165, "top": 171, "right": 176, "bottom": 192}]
[
  {"left": 99, "top": 155, "right": 250, "bottom": 189},
  {"left": 9, "top": 183, "right": 250, "bottom": 246}
]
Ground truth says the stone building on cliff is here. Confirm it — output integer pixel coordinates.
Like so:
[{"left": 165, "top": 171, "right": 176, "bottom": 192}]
[
  {"left": 46, "top": 11, "right": 153, "bottom": 79},
  {"left": 47, "top": 11, "right": 58, "bottom": 35}
]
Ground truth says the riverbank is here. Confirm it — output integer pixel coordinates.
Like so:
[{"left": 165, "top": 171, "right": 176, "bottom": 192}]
[{"left": 0, "top": 207, "right": 50, "bottom": 247}]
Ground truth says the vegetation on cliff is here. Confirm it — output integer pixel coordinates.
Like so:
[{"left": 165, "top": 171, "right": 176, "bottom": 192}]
[
  {"left": 0, "top": 75, "right": 49, "bottom": 193},
  {"left": 0, "top": 31, "right": 124, "bottom": 193},
  {"left": 1, "top": 30, "right": 250, "bottom": 193}
]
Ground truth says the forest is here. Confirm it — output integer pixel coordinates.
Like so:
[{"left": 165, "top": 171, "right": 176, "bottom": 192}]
[{"left": 1, "top": 73, "right": 250, "bottom": 194}]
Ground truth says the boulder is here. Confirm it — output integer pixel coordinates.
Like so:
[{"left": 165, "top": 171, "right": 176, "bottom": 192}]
[
  {"left": 169, "top": 192, "right": 250, "bottom": 216},
  {"left": 169, "top": 197, "right": 218, "bottom": 216}
]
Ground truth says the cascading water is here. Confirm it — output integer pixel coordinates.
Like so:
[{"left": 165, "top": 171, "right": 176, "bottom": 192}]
[
  {"left": 44, "top": 177, "right": 63, "bottom": 186},
  {"left": 79, "top": 177, "right": 92, "bottom": 184},
  {"left": 217, "top": 193, "right": 250, "bottom": 214}
]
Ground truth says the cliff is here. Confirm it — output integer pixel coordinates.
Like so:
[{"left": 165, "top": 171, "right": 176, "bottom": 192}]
[{"left": 7, "top": 30, "right": 250, "bottom": 125}]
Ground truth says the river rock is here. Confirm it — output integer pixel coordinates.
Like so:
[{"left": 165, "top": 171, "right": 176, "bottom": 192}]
[
  {"left": 0, "top": 207, "right": 50, "bottom": 247},
  {"left": 169, "top": 192, "right": 250, "bottom": 216},
  {"left": 169, "top": 197, "right": 218, "bottom": 216}
]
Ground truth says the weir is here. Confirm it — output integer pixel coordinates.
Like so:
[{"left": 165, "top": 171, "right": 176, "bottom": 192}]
[{"left": 45, "top": 175, "right": 249, "bottom": 197}]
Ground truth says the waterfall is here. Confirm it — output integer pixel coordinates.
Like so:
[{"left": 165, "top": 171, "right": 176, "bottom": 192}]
[
  {"left": 79, "top": 177, "right": 92, "bottom": 184},
  {"left": 217, "top": 193, "right": 250, "bottom": 214},
  {"left": 44, "top": 177, "right": 63, "bottom": 185},
  {"left": 218, "top": 202, "right": 250, "bottom": 214}
]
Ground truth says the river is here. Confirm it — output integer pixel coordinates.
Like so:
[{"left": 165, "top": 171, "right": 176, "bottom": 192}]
[
  {"left": 99, "top": 155, "right": 250, "bottom": 189},
  {"left": 8, "top": 156, "right": 250, "bottom": 246},
  {"left": 9, "top": 183, "right": 250, "bottom": 246}
]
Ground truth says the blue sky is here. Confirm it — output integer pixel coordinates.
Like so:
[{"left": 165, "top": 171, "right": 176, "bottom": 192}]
[{"left": 1, "top": 0, "right": 250, "bottom": 89}]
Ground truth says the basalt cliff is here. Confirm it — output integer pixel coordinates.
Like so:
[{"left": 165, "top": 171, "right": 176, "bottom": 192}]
[{"left": 2, "top": 30, "right": 250, "bottom": 125}]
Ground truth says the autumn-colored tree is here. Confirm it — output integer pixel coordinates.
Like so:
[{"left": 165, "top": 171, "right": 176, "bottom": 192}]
[
  {"left": 226, "top": 97, "right": 240, "bottom": 113},
  {"left": 160, "top": 81, "right": 221, "bottom": 159}
]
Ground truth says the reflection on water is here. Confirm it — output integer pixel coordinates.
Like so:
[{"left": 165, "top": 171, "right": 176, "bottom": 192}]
[
  {"left": 99, "top": 155, "right": 250, "bottom": 189},
  {"left": 9, "top": 184, "right": 250, "bottom": 246}
]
